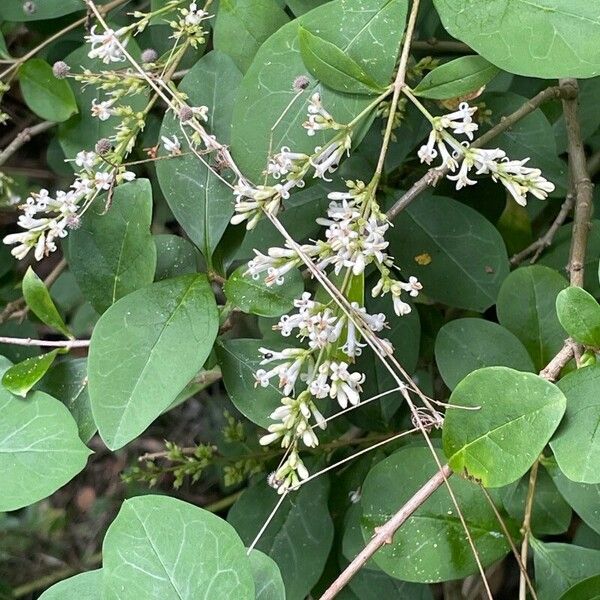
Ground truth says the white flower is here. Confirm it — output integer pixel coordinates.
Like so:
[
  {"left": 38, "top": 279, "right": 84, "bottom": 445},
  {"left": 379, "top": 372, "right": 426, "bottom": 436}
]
[
  {"left": 311, "top": 133, "right": 352, "bottom": 181},
  {"left": 91, "top": 98, "right": 115, "bottom": 121},
  {"left": 161, "top": 135, "right": 181, "bottom": 155},
  {"left": 85, "top": 26, "right": 128, "bottom": 64},
  {"left": 184, "top": 2, "right": 208, "bottom": 26},
  {"left": 74, "top": 150, "right": 97, "bottom": 170},
  {"left": 94, "top": 171, "right": 113, "bottom": 190},
  {"left": 328, "top": 361, "right": 365, "bottom": 409}
]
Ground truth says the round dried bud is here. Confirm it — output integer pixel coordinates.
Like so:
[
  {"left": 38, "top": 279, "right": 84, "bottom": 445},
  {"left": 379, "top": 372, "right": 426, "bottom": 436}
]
[
  {"left": 52, "top": 61, "right": 70, "bottom": 79},
  {"left": 179, "top": 106, "right": 193, "bottom": 122},
  {"left": 22, "top": 0, "right": 36, "bottom": 14},
  {"left": 293, "top": 75, "right": 310, "bottom": 92},
  {"left": 66, "top": 214, "right": 81, "bottom": 230},
  {"left": 95, "top": 138, "right": 112, "bottom": 155},
  {"left": 141, "top": 48, "right": 158, "bottom": 64}
]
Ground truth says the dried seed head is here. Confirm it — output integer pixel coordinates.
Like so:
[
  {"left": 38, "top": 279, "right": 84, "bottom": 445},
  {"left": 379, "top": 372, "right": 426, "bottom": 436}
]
[
  {"left": 94, "top": 138, "right": 112, "bottom": 155},
  {"left": 52, "top": 61, "right": 70, "bottom": 79},
  {"left": 179, "top": 106, "right": 193, "bottom": 122},
  {"left": 66, "top": 214, "right": 81, "bottom": 230},
  {"left": 293, "top": 75, "right": 310, "bottom": 92},
  {"left": 141, "top": 48, "right": 158, "bottom": 64},
  {"left": 22, "top": 0, "right": 36, "bottom": 14}
]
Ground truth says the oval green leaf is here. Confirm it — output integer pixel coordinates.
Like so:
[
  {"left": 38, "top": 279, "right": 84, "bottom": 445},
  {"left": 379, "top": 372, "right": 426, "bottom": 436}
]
[
  {"left": 249, "top": 550, "right": 286, "bottom": 600},
  {"left": 496, "top": 265, "right": 568, "bottom": 371},
  {"left": 443, "top": 366, "right": 567, "bottom": 487},
  {"left": 231, "top": 0, "right": 408, "bottom": 180},
  {"left": 556, "top": 287, "right": 600, "bottom": 348},
  {"left": 69, "top": 179, "right": 157, "bottom": 314},
  {"left": 19, "top": 58, "right": 77, "bottom": 122},
  {"left": 435, "top": 318, "right": 535, "bottom": 390},
  {"left": 559, "top": 575, "right": 600, "bottom": 600},
  {"left": 360, "top": 445, "right": 515, "bottom": 582},
  {"left": 388, "top": 193, "right": 509, "bottom": 311},
  {"left": 432, "top": 0, "right": 600, "bottom": 79},
  {"left": 551, "top": 365, "right": 600, "bottom": 484},
  {"left": 0, "top": 386, "right": 91, "bottom": 511},
  {"left": 154, "top": 234, "right": 200, "bottom": 280},
  {"left": 88, "top": 274, "right": 218, "bottom": 450},
  {"left": 156, "top": 51, "right": 241, "bottom": 264},
  {"left": 413, "top": 55, "right": 499, "bottom": 99},
  {"left": 103, "top": 495, "right": 254, "bottom": 599}
]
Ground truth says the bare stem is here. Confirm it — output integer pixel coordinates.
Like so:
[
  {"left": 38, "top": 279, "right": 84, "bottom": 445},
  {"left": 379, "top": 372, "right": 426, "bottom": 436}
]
[
  {"left": 518, "top": 460, "right": 540, "bottom": 600},
  {"left": 0, "top": 121, "right": 55, "bottom": 166},
  {"left": 0, "top": 336, "right": 89, "bottom": 347}
]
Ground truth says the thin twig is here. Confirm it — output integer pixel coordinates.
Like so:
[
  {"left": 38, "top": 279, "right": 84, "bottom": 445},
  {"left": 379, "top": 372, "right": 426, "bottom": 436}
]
[
  {"left": 319, "top": 464, "right": 453, "bottom": 600},
  {"left": 510, "top": 194, "right": 575, "bottom": 265},
  {"left": 518, "top": 460, "right": 540, "bottom": 600},
  {"left": 386, "top": 85, "right": 573, "bottom": 220},
  {"left": 0, "top": 336, "right": 89, "bottom": 347},
  {"left": 0, "top": 121, "right": 55, "bottom": 167}
]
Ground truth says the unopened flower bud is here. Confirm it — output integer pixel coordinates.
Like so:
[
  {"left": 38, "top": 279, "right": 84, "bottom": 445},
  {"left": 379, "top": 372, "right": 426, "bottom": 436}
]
[
  {"left": 66, "top": 214, "right": 81, "bottom": 230},
  {"left": 179, "top": 106, "right": 193, "bottom": 122},
  {"left": 141, "top": 48, "right": 158, "bottom": 64},
  {"left": 52, "top": 61, "right": 70, "bottom": 79},
  {"left": 94, "top": 138, "right": 112, "bottom": 155},
  {"left": 293, "top": 75, "right": 310, "bottom": 92}
]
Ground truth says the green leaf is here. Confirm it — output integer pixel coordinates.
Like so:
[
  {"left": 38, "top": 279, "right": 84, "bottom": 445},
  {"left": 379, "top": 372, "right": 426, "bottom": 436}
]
[
  {"left": 156, "top": 51, "right": 241, "bottom": 265},
  {"left": 531, "top": 538, "right": 600, "bottom": 600},
  {"left": 0, "top": 386, "right": 91, "bottom": 511},
  {"left": 214, "top": 0, "right": 289, "bottom": 72},
  {"left": 287, "top": 0, "right": 330, "bottom": 16},
  {"left": 540, "top": 221, "right": 600, "bottom": 297},
  {"left": 432, "top": 0, "right": 600, "bottom": 78},
  {"left": 103, "top": 495, "right": 254, "bottom": 599},
  {"left": 360, "top": 445, "right": 515, "bottom": 582},
  {"left": 500, "top": 468, "right": 571, "bottom": 535},
  {"left": 216, "top": 338, "right": 286, "bottom": 428},
  {"left": 231, "top": 0, "right": 408, "bottom": 180},
  {"left": 0, "top": 0, "right": 85, "bottom": 21},
  {"left": 298, "top": 26, "right": 384, "bottom": 94},
  {"left": 559, "top": 575, "right": 600, "bottom": 600},
  {"left": 442, "top": 367, "right": 566, "bottom": 487},
  {"left": 388, "top": 193, "right": 509, "bottom": 311},
  {"left": 249, "top": 550, "right": 286, "bottom": 600},
  {"left": 88, "top": 274, "right": 218, "bottom": 450},
  {"left": 547, "top": 460, "right": 600, "bottom": 535},
  {"left": 22, "top": 267, "right": 71, "bottom": 337},
  {"left": 413, "top": 55, "right": 499, "bottom": 99},
  {"left": 2, "top": 349, "right": 60, "bottom": 397},
  {"left": 496, "top": 265, "right": 568, "bottom": 371},
  {"left": 228, "top": 476, "right": 334, "bottom": 600},
  {"left": 550, "top": 365, "right": 600, "bottom": 484},
  {"left": 154, "top": 234, "right": 200, "bottom": 280},
  {"left": 38, "top": 570, "right": 102, "bottom": 600},
  {"left": 556, "top": 287, "right": 600, "bottom": 348},
  {"left": 435, "top": 318, "right": 535, "bottom": 390},
  {"left": 224, "top": 266, "right": 304, "bottom": 317},
  {"left": 38, "top": 358, "right": 96, "bottom": 443},
  {"left": 69, "top": 179, "right": 157, "bottom": 314},
  {"left": 19, "top": 58, "right": 77, "bottom": 122}
]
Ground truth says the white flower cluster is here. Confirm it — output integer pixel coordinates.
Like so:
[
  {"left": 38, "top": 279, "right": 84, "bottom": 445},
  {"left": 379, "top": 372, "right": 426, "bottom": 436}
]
[
  {"left": 247, "top": 180, "right": 421, "bottom": 317},
  {"left": 418, "top": 102, "right": 555, "bottom": 206},
  {"left": 232, "top": 93, "right": 352, "bottom": 229},
  {"left": 257, "top": 294, "right": 389, "bottom": 493},
  {"left": 3, "top": 151, "right": 135, "bottom": 260},
  {"left": 170, "top": 2, "right": 211, "bottom": 47}
]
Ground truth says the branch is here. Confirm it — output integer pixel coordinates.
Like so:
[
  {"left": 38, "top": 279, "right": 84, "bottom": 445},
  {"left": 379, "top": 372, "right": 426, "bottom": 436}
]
[
  {"left": 0, "top": 336, "right": 89, "bottom": 348},
  {"left": 561, "top": 79, "right": 595, "bottom": 288},
  {"left": 0, "top": 121, "right": 55, "bottom": 167},
  {"left": 319, "top": 464, "right": 452, "bottom": 600},
  {"left": 510, "top": 193, "right": 575, "bottom": 266},
  {"left": 386, "top": 85, "right": 573, "bottom": 220}
]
